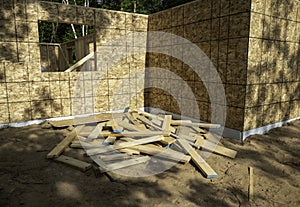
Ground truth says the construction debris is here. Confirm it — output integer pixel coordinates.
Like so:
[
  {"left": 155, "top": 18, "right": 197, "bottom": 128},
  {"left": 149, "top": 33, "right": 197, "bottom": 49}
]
[{"left": 47, "top": 109, "right": 237, "bottom": 179}]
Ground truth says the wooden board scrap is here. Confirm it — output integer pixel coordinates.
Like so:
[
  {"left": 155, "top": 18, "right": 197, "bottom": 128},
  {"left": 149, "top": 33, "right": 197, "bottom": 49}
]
[
  {"left": 99, "top": 156, "right": 151, "bottom": 173},
  {"left": 86, "top": 135, "right": 165, "bottom": 155},
  {"left": 54, "top": 155, "right": 92, "bottom": 172},
  {"left": 47, "top": 125, "right": 84, "bottom": 159},
  {"left": 194, "top": 137, "right": 237, "bottom": 159},
  {"left": 177, "top": 138, "right": 217, "bottom": 179}
]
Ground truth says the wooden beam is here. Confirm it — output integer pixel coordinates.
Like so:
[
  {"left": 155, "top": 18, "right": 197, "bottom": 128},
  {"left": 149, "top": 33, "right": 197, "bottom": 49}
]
[
  {"left": 173, "top": 122, "right": 221, "bottom": 129},
  {"left": 87, "top": 123, "right": 104, "bottom": 139},
  {"left": 47, "top": 126, "right": 84, "bottom": 159},
  {"left": 130, "top": 145, "right": 190, "bottom": 163},
  {"left": 64, "top": 52, "right": 94, "bottom": 72},
  {"left": 118, "top": 148, "right": 140, "bottom": 155},
  {"left": 159, "top": 136, "right": 177, "bottom": 145},
  {"left": 194, "top": 137, "right": 237, "bottom": 158},
  {"left": 132, "top": 109, "right": 164, "bottom": 121},
  {"left": 54, "top": 155, "right": 92, "bottom": 172},
  {"left": 162, "top": 115, "right": 172, "bottom": 131},
  {"left": 99, "top": 156, "right": 151, "bottom": 173},
  {"left": 177, "top": 138, "right": 217, "bottom": 179},
  {"left": 248, "top": 166, "right": 254, "bottom": 201},
  {"left": 103, "top": 136, "right": 116, "bottom": 145},
  {"left": 80, "top": 131, "right": 169, "bottom": 137},
  {"left": 86, "top": 135, "right": 164, "bottom": 155},
  {"left": 118, "top": 120, "right": 148, "bottom": 132}
]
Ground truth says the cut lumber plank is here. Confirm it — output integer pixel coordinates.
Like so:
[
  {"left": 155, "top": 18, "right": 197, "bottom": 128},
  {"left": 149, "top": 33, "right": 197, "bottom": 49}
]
[
  {"left": 103, "top": 136, "right": 116, "bottom": 145},
  {"left": 174, "top": 122, "right": 221, "bottom": 129},
  {"left": 99, "top": 156, "right": 151, "bottom": 173},
  {"left": 70, "top": 142, "right": 99, "bottom": 149},
  {"left": 132, "top": 109, "right": 164, "bottom": 121},
  {"left": 151, "top": 118, "right": 162, "bottom": 127},
  {"left": 87, "top": 123, "right": 104, "bottom": 139},
  {"left": 248, "top": 166, "right": 254, "bottom": 201},
  {"left": 98, "top": 154, "right": 129, "bottom": 162},
  {"left": 159, "top": 136, "right": 177, "bottom": 145},
  {"left": 47, "top": 125, "right": 84, "bottom": 159},
  {"left": 86, "top": 135, "right": 165, "bottom": 155},
  {"left": 109, "top": 120, "right": 123, "bottom": 133},
  {"left": 80, "top": 131, "right": 169, "bottom": 137},
  {"left": 49, "top": 119, "right": 73, "bottom": 128},
  {"left": 162, "top": 115, "right": 172, "bottom": 131},
  {"left": 54, "top": 155, "right": 92, "bottom": 172},
  {"left": 65, "top": 52, "right": 94, "bottom": 72},
  {"left": 194, "top": 137, "right": 237, "bottom": 158},
  {"left": 118, "top": 120, "right": 148, "bottom": 132},
  {"left": 118, "top": 148, "right": 140, "bottom": 155},
  {"left": 171, "top": 120, "right": 192, "bottom": 125},
  {"left": 121, "top": 137, "right": 190, "bottom": 163},
  {"left": 125, "top": 112, "right": 141, "bottom": 125},
  {"left": 177, "top": 138, "right": 217, "bottom": 179},
  {"left": 128, "top": 145, "right": 190, "bottom": 163}
]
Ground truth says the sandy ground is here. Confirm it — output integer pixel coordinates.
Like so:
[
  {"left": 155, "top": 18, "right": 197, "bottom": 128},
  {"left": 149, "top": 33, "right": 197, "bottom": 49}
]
[{"left": 0, "top": 120, "right": 299, "bottom": 207}]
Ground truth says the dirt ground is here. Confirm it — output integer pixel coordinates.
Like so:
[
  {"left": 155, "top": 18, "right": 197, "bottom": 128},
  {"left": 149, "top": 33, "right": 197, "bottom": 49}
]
[{"left": 0, "top": 120, "right": 299, "bottom": 207}]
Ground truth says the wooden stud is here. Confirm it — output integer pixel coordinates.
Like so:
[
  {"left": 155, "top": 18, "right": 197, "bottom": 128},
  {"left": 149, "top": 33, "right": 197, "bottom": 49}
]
[
  {"left": 177, "top": 138, "right": 217, "bottom": 178},
  {"left": 86, "top": 135, "right": 164, "bottom": 155},
  {"left": 87, "top": 123, "right": 104, "bottom": 139},
  {"left": 99, "top": 156, "right": 151, "bottom": 173},
  {"left": 194, "top": 137, "right": 237, "bottom": 158},
  {"left": 47, "top": 125, "right": 84, "bottom": 159},
  {"left": 79, "top": 131, "right": 169, "bottom": 137},
  {"left": 118, "top": 148, "right": 140, "bottom": 155},
  {"left": 54, "top": 155, "right": 92, "bottom": 172},
  {"left": 248, "top": 166, "right": 254, "bottom": 201},
  {"left": 65, "top": 52, "right": 94, "bottom": 72},
  {"left": 160, "top": 136, "right": 177, "bottom": 145},
  {"left": 162, "top": 115, "right": 172, "bottom": 132},
  {"left": 103, "top": 136, "right": 116, "bottom": 145},
  {"left": 121, "top": 137, "right": 190, "bottom": 163}
]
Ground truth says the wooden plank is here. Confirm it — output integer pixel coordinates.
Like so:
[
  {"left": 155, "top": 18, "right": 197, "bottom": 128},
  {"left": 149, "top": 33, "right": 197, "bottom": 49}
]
[
  {"left": 162, "top": 115, "right": 172, "bottom": 132},
  {"left": 80, "top": 131, "right": 169, "bottom": 137},
  {"left": 70, "top": 142, "right": 95, "bottom": 149},
  {"left": 174, "top": 122, "right": 221, "bottom": 129},
  {"left": 125, "top": 112, "right": 141, "bottom": 125},
  {"left": 98, "top": 154, "right": 129, "bottom": 162},
  {"left": 248, "top": 166, "right": 254, "bottom": 201},
  {"left": 177, "top": 138, "right": 217, "bottom": 179},
  {"left": 118, "top": 120, "right": 148, "bottom": 132},
  {"left": 127, "top": 144, "right": 191, "bottom": 163},
  {"left": 171, "top": 120, "right": 192, "bottom": 125},
  {"left": 87, "top": 123, "right": 104, "bottom": 139},
  {"left": 86, "top": 135, "right": 164, "bottom": 155},
  {"left": 103, "top": 136, "right": 116, "bottom": 145},
  {"left": 194, "top": 137, "right": 237, "bottom": 158},
  {"left": 110, "top": 120, "right": 124, "bottom": 133},
  {"left": 100, "top": 156, "right": 151, "bottom": 173},
  {"left": 54, "top": 155, "right": 92, "bottom": 172},
  {"left": 47, "top": 125, "right": 84, "bottom": 159},
  {"left": 65, "top": 52, "right": 94, "bottom": 72},
  {"left": 159, "top": 136, "right": 177, "bottom": 145},
  {"left": 132, "top": 109, "right": 164, "bottom": 121},
  {"left": 118, "top": 148, "right": 140, "bottom": 155}
]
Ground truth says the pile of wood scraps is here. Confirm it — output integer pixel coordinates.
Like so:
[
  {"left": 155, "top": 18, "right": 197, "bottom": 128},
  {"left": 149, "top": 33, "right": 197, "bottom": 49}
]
[{"left": 46, "top": 109, "right": 237, "bottom": 179}]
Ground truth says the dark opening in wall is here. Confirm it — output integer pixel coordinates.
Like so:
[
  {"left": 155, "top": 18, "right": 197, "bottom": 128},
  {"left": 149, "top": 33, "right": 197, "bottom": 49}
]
[{"left": 38, "top": 21, "right": 95, "bottom": 72}]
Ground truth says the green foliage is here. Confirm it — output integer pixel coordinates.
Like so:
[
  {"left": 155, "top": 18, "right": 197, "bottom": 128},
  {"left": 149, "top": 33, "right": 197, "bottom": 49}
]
[
  {"left": 38, "top": 0, "right": 194, "bottom": 43},
  {"left": 38, "top": 22, "right": 94, "bottom": 43}
]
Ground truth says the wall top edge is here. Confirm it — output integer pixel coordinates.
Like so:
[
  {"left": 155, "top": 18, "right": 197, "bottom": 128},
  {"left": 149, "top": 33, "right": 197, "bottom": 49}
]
[{"left": 39, "top": 1, "right": 149, "bottom": 18}]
